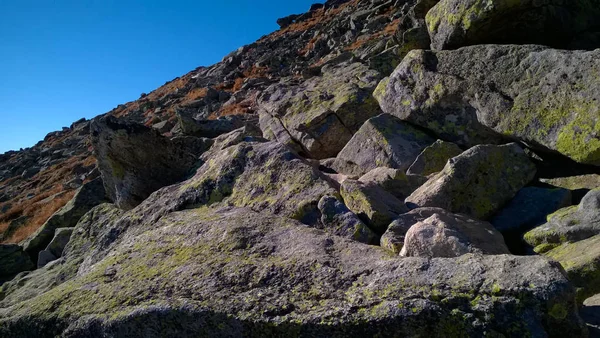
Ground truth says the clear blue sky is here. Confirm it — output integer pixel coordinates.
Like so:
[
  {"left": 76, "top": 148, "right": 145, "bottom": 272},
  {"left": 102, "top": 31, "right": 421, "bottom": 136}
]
[{"left": 0, "top": 0, "right": 316, "bottom": 153}]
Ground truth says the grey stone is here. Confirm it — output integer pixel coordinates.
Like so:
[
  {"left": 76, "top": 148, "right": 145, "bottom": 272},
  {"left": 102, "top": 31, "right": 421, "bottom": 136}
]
[{"left": 317, "top": 195, "right": 377, "bottom": 244}]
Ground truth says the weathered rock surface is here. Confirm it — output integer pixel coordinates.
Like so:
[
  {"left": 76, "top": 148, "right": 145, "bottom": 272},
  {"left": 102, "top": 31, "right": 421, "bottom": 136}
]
[
  {"left": 426, "top": 0, "right": 600, "bottom": 50},
  {"left": 317, "top": 195, "right": 377, "bottom": 244},
  {"left": 406, "top": 143, "right": 536, "bottom": 220},
  {"left": 491, "top": 187, "right": 572, "bottom": 234},
  {"left": 546, "top": 235, "right": 600, "bottom": 303},
  {"left": 340, "top": 179, "right": 408, "bottom": 233},
  {"left": 377, "top": 45, "right": 600, "bottom": 166},
  {"left": 358, "top": 167, "right": 415, "bottom": 200},
  {"left": 400, "top": 212, "right": 509, "bottom": 258},
  {"left": 22, "top": 178, "right": 106, "bottom": 259},
  {"left": 336, "top": 114, "right": 435, "bottom": 174},
  {"left": 0, "top": 205, "right": 587, "bottom": 337},
  {"left": 91, "top": 115, "right": 199, "bottom": 210},
  {"left": 525, "top": 189, "right": 600, "bottom": 253},
  {"left": 258, "top": 62, "right": 383, "bottom": 159},
  {"left": 541, "top": 174, "right": 600, "bottom": 191},
  {"left": 37, "top": 227, "right": 74, "bottom": 268},
  {"left": 407, "top": 139, "right": 462, "bottom": 176},
  {"left": 177, "top": 113, "right": 246, "bottom": 138},
  {"left": 0, "top": 244, "right": 33, "bottom": 279}
]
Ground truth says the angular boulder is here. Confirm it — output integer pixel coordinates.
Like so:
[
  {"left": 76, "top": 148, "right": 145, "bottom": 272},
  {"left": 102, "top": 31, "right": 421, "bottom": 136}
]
[
  {"left": 0, "top": 206, "right": 587, "bottom": 337},
  {"left": 525, "top": 189, "right": 600, "bottom": 253},
  {"left": 426, "top": 0, "right": 600, "bottom": 50},
  {"left": 176, "top": 113, "right": 246, "bottom": 138},
  {"left": 37, "top": 227, "right": 74, "bottom": 268},
  {"left": 377, "top": 45, "right": 600, "bottom": 166},
  {"left": 0, "top": 244, "right": 33, "bottom": 279},
  {"left": 407, "top": 139, "right": 462, "bottom": 176},
  {"left": 400, "top": 212, "right": 509, "bottom": 258},
  {"left": 91, "top": 115, "right": 199, "bottom": 210},
  {"left": 22, "top": 178, "right": 106, "bottom": 259},
  {"left": 541, "top": 174, "right": 600, "bottom": 191},
  {"left": 358, "top": 167, "right": 416, "bottom": 200},
  {"left": 406, "top": 143, "right": 536, "bottom": 220},
  {"left": 340, "top": 179, "right": 408, "bottom": 233},
  {"left": 258, "top": 62, "right": 383, "bottom": 159},
  {"left": 317, "top": 195, "right": 377, "bottom": 244},
  {"left": 336, "top": 114, "right": 435, "bottom": 174}
]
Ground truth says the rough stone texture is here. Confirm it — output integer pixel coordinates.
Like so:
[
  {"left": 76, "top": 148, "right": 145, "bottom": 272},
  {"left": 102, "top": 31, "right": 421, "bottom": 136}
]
[
  {"left": 541, "top": 175, "right": 600, "bottom": 191},
  {"left": 176, "top": 113, "right": 246, "bottom": 138},
  {"left": 336, "top": 114, "right": 435, "bottom": 174},
  {"left": 340, "top": 179, "right": 408, "bottom": 233},
  {"left": 0, "top": 244, "right": 33, "bottom": 279},
  {"left": 581, "top": 294, "right": 600, "bottom": 336},
  {"left": 36, "top": 250, "right": 57, "bottom": 269},
  {"left": 319, "top": 157, "right": 366, "bottom": 177},
  {"left": 426, "top": 0, "right": 600, "bottom": 50},
  {"left": 358, "top": 167, "right": 415, "bottom": 200},
  {"left": 200, "top": 125, "right": 265, "bottom": 161},
  {"left": 317, "top": 195, "right": 377, "bottom": 244},
  {"left": 491, "top": 187, "right": 572, "bottom": 234},
  {"left": 406, "top": 143, "right": 536, "bottom": 220},
  {"left": 45, "top": 227, "right": 74, "bottom": 259},
  {"left": 377, "top": 45, "right": 600, "bottom": 166},
  {"left": 381, "top": 207, "right": 501, "bottom": 255},
  {"left": 0, "top": 206, "right": 587, "bottom": 337},
  {"left": 258, "top": 62, "right": 383, "bottom": 159},
  {"left": 22, "top": 178, "right": 106, "bottom": 259},
  {"left": 400, "top": 212, "right": 509, "bottom": 258},
  {"left": 407, "top": 139, "right": 463, "bottom": 176},
  {"left": 91, "top": 116, "right": 201, "bottom": 210},
  {"left": 525, "top": 189, "right": 600, "bottom": 253},
  {"left": 546, "top": 235, "right": 600, "bottom": 304}
]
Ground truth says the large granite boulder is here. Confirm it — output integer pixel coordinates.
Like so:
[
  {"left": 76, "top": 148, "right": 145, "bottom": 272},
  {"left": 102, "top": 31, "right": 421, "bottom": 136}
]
[
  {"left": 358, "top": 167, "right": 417, "bottom": 200},
  {"left": 406, "top": 143, "right": 536, "bottom": 220},
  {"left": 426, "top": 0, "right": 600, "bottom": 50},
  {"left": 0, "top": 206, "right": 587, "bottom": 337},
  {"left": 376, "top": 45, "right": 600, "bottom": 166},
  {"left": 258, "top": 62, "right": 383, "bottom": 159},
  {"left": 407, "top": 139, "right": 462, "bottom": 176},
  {"left": 335, "top": 114, "right": 435, "bottom": 174},
  {"left": 91, "top": 115, "right": 200, "bottom": 210},
  {"left": 525, "top": 189, "right": 600, "bottom": 253},
  {"left": 317, "top": 195, "right": 377, "bottom": 244},
  {"left": 36, "top": 227, "right": 74, "bottom": 268},
  {"left": 22, "top": 178, "right": 106, "bottom": 259},
  {"left": 400, "top": 212, "right": 509, "bottom": 258},
  {"left": 541, "top": 174, "right": 600, "bottom": 191}
]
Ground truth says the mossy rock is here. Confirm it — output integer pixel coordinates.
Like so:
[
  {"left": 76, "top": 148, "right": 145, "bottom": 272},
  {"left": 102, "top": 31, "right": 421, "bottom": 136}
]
[
  {"left": 407, "top": 139, "right": 463, "bottom": 176},
  {"left": 541, "top": 174, "right": 600, "bottom": 191}
]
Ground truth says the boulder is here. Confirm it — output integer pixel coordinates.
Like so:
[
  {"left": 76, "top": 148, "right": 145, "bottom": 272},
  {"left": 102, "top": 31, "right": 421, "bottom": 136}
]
[
  {"left": 377, "top": 45, "right": 600, "bottom": 166},
  {"left": 0, "top": 206, "right": 587, "bottom": 337},
  {"left": 258, "top": 62, "right": 383, "bottom": 159},
  {"left": 407, "top": 139, "right": 462, "bottom": 176},
  {"left": 541, "top": 174, "right": 600, "bottom": 191},
  {"left": 546, "top": 235, "right": 600, "bottom": 303},
  {"left": 381, "top": 207, "right": 502, "bottom": 255},
  {"left": 319, "top": 157, "right": 365, "bottom": 177},
  {"left": 400, "top": 212, "right": 509, "bottom": 258},
  {"left": 358, "top": 167, "right": 415, "bottom": 200},
  {"left": 176, "top": 113, "right": 245, "bottom": 138},
  {"left": 317, "top": 195, "right": 377, "bottom": 244},
  {"left": 525, "top": 189, "right": 600, "bottom": 253},
  {"left": 91, "top": 115, "right": 199, "bottom": 210},
  {"left": 336, "top": 114, "right": 435, "bottom": 173},
  {"left": 491, "top": 187, "right": 572, "bottom": 234},
  {"left": 340, "top": 179, "right": 408, "bottom": 233},
  {"left": 0, "top": 244, "right": 34, "bottom": 279},
  {"left": 406, "top": 143, "right": 536, "bottom": 220},
  {"left": 426, "top": 0, "right": 600, "bottom": 50},
  {"left": 22, "top": 178, "right": 106, "bottom": 259}
]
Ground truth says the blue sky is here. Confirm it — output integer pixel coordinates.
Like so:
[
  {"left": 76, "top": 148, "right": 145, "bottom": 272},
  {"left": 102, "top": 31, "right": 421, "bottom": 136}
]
[{"left": 0, "top": 0, "right": 316, "bottom": 153}]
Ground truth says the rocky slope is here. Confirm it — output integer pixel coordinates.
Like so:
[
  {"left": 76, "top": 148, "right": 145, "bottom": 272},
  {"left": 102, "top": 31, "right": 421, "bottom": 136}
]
[{"left": 2, "top": 0, "right": 600, "bottom": 336}]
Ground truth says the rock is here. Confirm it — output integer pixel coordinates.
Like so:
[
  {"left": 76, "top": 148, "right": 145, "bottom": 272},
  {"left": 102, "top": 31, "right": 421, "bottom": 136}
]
[
  {"left": 20, "top": 167, "right": 40, "bottom": 179},
  {"left": 407, "top": 140, "right": 462, "bottom": 176},
  {"left": 317, "top": 195, "right": 377, "bottom": 244},
  {"left": 0, "top": 207, "right": 586, "bottom": 336},
  {"left": 200, "top": 125, "right": 266, "bottom": 161},
  {"left": 546, "top": 235, "right": 600, "bottom": 303},
  {"left": 151, "top": 120, "right": 175, "bottom": 134},
  {"left": 406, "top": 143, "right": 536, "bottom": 220},
  {"left": 340, "top": 179, "right": 408, "bottom": 233},
  {"left": 377, "top": 45, "right": 600, "bottom": 166},
  {"left": 336, "top": 114, "right": 435, "bottom": 174},
  {"left": 176, "top": 113, "right": 245, "bottom": 138},
  {"left": 22, "top": 178, "right": 106, "bottom": 259},
  {"left": 381, "top": 207, "right": 501, "bottom": 255},
  {"left": 358, "top": 167, "right": 415, "bottom": 200},
  {"left": 258, "top": 62, "right": 383, "bottom": 159},
  {"left": 91, "top": 115, "right": 199, "bottom": 209},
  {"left": 0, "top": 244, "right": 34, "bottom": 278},
  {"left": 400, "top": 212, "right": 509, "bottom": 258},
  {"left": 525, "top": 189, "right": 600, "bottom": 253},
  {"left": 36, "top": 250, "right": 57, "bottom": 269},
  {"left": 319, "top": 158, "right": 365, "bottom": 177},
  {"left": 491, "top": 187, "right": 572, "bottom": 234},
  {"left": 426, "top": 0, "right": 600, "bottom": 50},
  {"left": 45, "top": 227, "right": 74, "bottom": 258},
  {"left": 541, "top": 174, "right": 600, "bottom": 191}
]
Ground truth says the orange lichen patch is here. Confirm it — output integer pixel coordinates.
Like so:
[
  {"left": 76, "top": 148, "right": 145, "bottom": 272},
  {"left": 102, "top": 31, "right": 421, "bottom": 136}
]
[
  {"left": 185, "top": 87, "right": 209, "bottom": 101},
  {"left": 232, "top": 78, "right": 245, "bottom": 92},
  {"left": 2, "top": 189, "right": 76, "bottom": 244},
  {"left": 208, "top": 103, "right": 251, "bottom": 120},
  {"left": 344, "top": 17, "right": 400, "bottom": 51}
]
